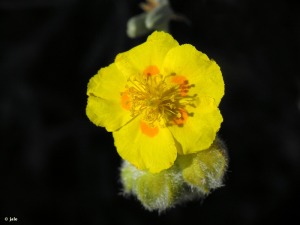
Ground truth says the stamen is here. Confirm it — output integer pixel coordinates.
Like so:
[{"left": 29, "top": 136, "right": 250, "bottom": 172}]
[{"left": 123, "top": 70, "right": 196, "bottom": 127}]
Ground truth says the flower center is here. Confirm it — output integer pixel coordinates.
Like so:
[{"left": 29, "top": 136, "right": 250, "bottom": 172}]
[{"left": 121, "top": 66, "right": 196, "bottom": 127}]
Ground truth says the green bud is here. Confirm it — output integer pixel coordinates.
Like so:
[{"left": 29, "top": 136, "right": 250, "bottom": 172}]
[
  {"left": 177, "top": 138, "right": 228, "bottom": 194},
  {"left": 126, "top": 0, "right": 183, "bottom": 38},
  {"left": 120, "top": 137, "right": 228, "bottom": 212},
  {"left": 120, "top": 161, "right": 184, "bottom": 212},
  {"left": 127, "top": 13, "right": 150, "bottom": 39},
  {"left": 120, "top": 160, "right": 142, "bottom": 194},
  {"left": 145, "top": 3, "right": 173, "bottom": 30}
]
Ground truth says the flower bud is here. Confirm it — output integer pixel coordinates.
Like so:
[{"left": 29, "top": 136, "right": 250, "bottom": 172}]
[
  {"left": 126, "top": 0, "right": 186, "bottom": 38},
  {"left": 177, "top": 138, "right": 228, "bottom": 194},
  {"left": 127, "top": 13, "right": 150, "bottom": 39},
  {"left": 145, "top": 3, "right": 173, "bottom": 30},
  {"left": 120, "top": 137, "right": 228, "bottom": 212},
  {"left": 120, "top": 161, "right": 184, "bottom": 212}
]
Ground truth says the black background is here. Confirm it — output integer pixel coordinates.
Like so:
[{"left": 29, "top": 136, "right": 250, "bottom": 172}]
[{"left": 1, "top": 0, "right": 300, "bottom": 224}]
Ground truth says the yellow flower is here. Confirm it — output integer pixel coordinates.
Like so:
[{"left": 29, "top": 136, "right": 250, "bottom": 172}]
[{"left": 86, "top": 31, "right": 224, "bottom": 173}]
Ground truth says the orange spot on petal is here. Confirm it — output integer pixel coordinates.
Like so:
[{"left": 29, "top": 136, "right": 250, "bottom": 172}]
[
  {"left": 140, "top": 121, "right": 159, "bottom": 137},
  {"left": 143, "top": 65, "right": 160, "bottom": 76},
  {"left": 173, "top": 109, "right": 189, "bottom": 125},
  {"left": 121, "top": 91, "right": 131, "bottom": 110},
  {"left": 172, "top": 75, "right": 186, "bottom": 84}
]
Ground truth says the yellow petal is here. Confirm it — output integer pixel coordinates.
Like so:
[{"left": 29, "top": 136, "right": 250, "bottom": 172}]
[
  {"left": 168, "top": 97, "right": 223, "bottom": 154},
  {"left": 87, "top": 63, "right": 128, "bottom": 100},
  {"left": 113, "top": 116, "right": 177, "bottom": 173},
  {"left": 163, "top": 44, "right": 224, "bottom": 106},
  {"left": 115, "top": 31, "right": 179, "bottom": 78},
  {"left": 86, "top": 63, "right": 132, "bottom": 131},
  {"left": 86, "top": 96, "right": 132, "bottom": 132}
]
